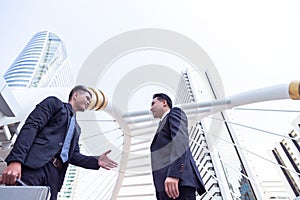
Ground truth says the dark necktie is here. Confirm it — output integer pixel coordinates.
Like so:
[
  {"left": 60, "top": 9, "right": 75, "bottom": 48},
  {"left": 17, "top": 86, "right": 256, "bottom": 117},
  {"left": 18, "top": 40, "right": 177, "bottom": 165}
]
[
  {"left": 60, "top": 116, "right": 75, "bottom": 163},
  {"left": 156, "top": 120, "right": 163, "bottom": 133}
]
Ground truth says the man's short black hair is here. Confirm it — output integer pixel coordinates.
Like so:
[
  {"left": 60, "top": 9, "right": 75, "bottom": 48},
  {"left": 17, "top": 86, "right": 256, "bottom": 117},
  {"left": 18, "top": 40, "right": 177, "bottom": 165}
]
[
  {"left": 69, "top": 85, "right": 92, "bottom": 101},
  {"left": 153, "top": 93, "right": 173, "bottom": 108}
]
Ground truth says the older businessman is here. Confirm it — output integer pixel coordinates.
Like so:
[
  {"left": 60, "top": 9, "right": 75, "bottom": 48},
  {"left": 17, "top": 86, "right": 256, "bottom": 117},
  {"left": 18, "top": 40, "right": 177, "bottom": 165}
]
[{"left": 150, "top": 93, "right": 206, "bottom": 199}]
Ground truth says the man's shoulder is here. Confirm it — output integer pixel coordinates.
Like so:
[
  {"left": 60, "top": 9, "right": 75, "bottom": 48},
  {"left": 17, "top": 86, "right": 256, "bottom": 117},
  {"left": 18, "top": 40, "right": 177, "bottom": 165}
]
[
  {"left": 41, "top": 96, "right": 63, "bottom": 104},
  {"left": 38, "top": 96, "right": 65, "bottom": 111},
  {"left": 170, "top": 107, "right": 183, "bottom": 114},
  {"left": 169, "top": 107, "right": 187, "bottom": 119},
  {"left": 171, "top": 107, "right": 182, "bottom": 111}
]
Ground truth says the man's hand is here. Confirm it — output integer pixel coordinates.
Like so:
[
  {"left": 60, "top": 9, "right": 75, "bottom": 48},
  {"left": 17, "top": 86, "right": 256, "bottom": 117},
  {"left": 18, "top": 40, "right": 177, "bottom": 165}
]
[
  {"left": 1, "top": 162, "right": 21, "bottom": 185},
  {"left": 165, "top": 177, "right": 179, "bottom": 199},
  {"left": 98, "top": 150, "right": 118, "bottom": 170}
]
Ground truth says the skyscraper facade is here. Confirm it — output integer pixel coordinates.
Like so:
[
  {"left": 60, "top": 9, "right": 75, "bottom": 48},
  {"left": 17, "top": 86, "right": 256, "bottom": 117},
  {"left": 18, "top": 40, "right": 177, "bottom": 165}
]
[
  {"left": 3, "top": 31, "right": 74, "bottom": 88},
  {"left": 175, "top": 68, "right": 257, "bottom": 199},
  {"left": 174, "top": 69, "right": 221, "bottom": 199},
  {"left": 272, "top": 130, "right": 300, "bottom": 199}
]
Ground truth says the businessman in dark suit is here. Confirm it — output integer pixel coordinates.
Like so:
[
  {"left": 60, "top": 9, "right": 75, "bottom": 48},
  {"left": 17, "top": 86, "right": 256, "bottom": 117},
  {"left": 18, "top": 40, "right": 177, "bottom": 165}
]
[
  {"left": 150, "top": 93, "right": 205, "bottom": 200},
  {"left": 1, "top": 85, "right": 117, "bottom": 200}
]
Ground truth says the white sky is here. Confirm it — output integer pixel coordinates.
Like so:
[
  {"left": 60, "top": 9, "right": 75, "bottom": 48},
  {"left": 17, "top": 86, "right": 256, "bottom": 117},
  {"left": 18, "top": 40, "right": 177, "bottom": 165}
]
[
  {"left": 1, "top": 0, "right": 300, "bottom": 197},
  {"left": 1, "top": 0, "right": 300, "bottom": 96}
]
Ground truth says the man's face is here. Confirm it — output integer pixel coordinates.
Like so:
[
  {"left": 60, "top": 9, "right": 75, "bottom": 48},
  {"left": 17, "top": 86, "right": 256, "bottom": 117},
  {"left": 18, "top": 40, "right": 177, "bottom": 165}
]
[
  {"left": 151, "top": 97, "right": 165, "bottom": 119},
  {"left": 73, "top": 91, "right": 91, "bottom": 112}
]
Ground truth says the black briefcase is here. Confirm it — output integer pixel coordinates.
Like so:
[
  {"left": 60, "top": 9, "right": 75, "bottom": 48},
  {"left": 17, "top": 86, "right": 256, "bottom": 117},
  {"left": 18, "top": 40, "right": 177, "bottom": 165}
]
[{"left": 0, "top": 186, "right": 51, "bottom": 200}]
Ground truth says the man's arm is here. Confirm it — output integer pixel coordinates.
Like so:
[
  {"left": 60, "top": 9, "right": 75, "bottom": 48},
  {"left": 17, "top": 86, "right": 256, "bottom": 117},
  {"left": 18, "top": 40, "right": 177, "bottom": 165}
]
[
  {"left": 165, "top": 107, "right": 190, "bottom": 199},
  {"left": 167, "top": 107, "right": 189, "bottom": 177},
  {"left": 2, "top": 97, "right": 62, "bottom": 185},
  {"left": 5, "top": 96, "right": 62, "bottom": 165},
  {"left": 70, "top": 143, "right": 118, "bottom": 170}
]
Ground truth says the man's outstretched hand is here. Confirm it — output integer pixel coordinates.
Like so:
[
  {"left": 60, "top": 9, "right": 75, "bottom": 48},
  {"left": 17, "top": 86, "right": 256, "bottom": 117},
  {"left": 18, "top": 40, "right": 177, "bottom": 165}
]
[{"left": 98, "top": 150, "right": 118, "bottom": 170}]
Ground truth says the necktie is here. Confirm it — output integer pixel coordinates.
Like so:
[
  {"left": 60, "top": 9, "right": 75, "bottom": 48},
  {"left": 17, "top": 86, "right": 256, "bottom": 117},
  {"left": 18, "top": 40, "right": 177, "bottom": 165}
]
[
  {"left": 60, "top": 116, "right": 75, "bottom": 163},
  {"left": 156, "top": 120, "right": 163, "bottom": 133},
  {"left": 159, "top": 120, "right": 162, "bottom": 127}
]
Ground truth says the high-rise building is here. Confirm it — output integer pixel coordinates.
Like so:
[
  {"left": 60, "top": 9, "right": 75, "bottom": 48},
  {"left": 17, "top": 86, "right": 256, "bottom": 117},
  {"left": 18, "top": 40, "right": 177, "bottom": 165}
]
[
  {"left": 3, "top": 31, "right": 74, "bottom": 88},
  {"left": 58, "top": 164, "right": 79, "bottom": 199},
  {"left": 174, "top": 69, "right": 222, "bottom": 199},
  {"left": 175, "top": 68, "right": 257, "bottom": 199},
  {"left": 272, "top": 130, "right": 300, "bottom": 199}
]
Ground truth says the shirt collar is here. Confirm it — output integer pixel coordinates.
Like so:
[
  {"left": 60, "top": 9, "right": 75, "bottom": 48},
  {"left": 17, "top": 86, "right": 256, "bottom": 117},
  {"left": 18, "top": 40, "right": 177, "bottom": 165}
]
[
  {"left": 66, "top": 103, "right": 75, "bottom": 116},
  {"left": 160, "top": 110, "right": 170, "bottom": 121}
]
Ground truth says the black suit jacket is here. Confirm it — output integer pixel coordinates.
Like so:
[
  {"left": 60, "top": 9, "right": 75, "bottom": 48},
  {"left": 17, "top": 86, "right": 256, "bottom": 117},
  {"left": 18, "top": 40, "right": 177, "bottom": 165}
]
[
  {"left": 5, "top": 96, "right": 99, "bottom": 172},
  {"left": 150, "top": 107, "right": 205, "bottom": 196}
]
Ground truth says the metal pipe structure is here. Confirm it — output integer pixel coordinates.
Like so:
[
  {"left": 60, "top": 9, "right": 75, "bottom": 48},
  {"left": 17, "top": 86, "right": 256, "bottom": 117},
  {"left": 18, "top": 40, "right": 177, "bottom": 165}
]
[
  {"left": 122, "top": 81, "right": 300, "bottom": 120},
  {"left": 13, "top": 81, "right": 295, "bottom": 133},
  {"left": 184, "top": 81, "right": 300, "bottom": 119}
]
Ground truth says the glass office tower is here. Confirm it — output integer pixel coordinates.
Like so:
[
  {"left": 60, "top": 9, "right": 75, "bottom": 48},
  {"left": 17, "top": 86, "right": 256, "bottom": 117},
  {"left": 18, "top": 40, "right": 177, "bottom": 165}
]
[{"left": 3, "top": 31, "right": 74, "bottom": 88}]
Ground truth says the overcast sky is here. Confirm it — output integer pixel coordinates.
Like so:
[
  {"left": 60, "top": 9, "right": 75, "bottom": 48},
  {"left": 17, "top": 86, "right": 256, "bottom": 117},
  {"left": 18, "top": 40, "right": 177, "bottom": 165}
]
[{"left": 1, "top": 1, "right": 300, "bottom": 94}]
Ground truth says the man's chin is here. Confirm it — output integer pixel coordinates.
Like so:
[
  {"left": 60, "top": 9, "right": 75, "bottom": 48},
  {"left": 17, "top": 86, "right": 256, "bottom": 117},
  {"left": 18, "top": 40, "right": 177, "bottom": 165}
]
[{"left": 79, "top": 107, "right": 87, "bottom": 112}]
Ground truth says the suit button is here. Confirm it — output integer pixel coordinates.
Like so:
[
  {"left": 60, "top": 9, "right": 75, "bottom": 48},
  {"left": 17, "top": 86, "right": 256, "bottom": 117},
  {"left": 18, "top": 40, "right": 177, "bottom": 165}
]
[{"left": 180, "top": 164, "right": 184, "bottom": 172}]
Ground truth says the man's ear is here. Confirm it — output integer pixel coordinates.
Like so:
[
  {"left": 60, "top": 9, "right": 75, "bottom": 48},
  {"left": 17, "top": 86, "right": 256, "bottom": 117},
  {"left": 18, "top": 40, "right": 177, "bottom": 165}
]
[
  {"left": 162, "top": 99, "right": 168, "bottom": 107},
  {"left": 73, "top": 92, "right": 78, "bottom": 100}
]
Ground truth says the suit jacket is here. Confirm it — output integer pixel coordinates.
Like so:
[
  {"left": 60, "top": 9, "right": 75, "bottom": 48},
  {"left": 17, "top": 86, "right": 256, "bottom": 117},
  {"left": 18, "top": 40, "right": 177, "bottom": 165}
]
[
  {"left": 150, "top": 107, "right": 205, "bottom": 196},
  {"left": 5, "top": 96, "right": 99, "bottom": 173}
]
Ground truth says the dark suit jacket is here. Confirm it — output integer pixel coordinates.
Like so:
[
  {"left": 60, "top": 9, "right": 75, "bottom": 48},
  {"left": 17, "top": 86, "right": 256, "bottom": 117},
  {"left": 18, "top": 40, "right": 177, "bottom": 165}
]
[
  {"left": 150, "top": 107, "right": 205, "bottom": 196},
  {"left": 5, "top": 96, "right": 99, "bottom": 176}
]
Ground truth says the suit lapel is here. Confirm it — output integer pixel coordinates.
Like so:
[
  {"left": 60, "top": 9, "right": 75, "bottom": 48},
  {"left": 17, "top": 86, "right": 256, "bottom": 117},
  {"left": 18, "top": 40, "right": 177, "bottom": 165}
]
[
  {"left": 151, "top": 111, "right": 171, "bottom": 150},
  {"left": 156, "top": 116, "right": 167, "bottom": 133},
  {"left": 152, "top": 113, "right": 168, "bottom": 144}
]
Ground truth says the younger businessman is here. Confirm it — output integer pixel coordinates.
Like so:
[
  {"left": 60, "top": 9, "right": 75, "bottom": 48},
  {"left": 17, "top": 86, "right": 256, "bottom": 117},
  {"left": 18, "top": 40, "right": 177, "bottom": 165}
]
[{"left": 1, "top": 85, "right": 118, "bottom": 200}]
